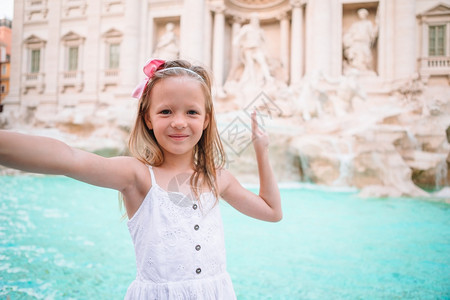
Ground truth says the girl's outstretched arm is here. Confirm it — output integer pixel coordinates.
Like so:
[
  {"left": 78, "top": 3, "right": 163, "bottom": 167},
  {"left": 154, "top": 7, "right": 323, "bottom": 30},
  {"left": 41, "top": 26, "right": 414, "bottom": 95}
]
[
  {"left": 0, "top": 130, "right": 144, "bottom": 193},
  {"left": 219, "top": 112, "right": 282, "bottom": 222}
]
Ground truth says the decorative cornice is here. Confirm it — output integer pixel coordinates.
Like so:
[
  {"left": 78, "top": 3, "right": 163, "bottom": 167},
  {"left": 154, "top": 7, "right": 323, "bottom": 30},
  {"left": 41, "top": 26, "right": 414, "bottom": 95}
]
[
  {"left": 211, "top": 4, "right": 227, "bottom": 14},
  {"left": 276, "top": 11, "right": 290, "bottom": 21},
  {"left": 290, "top": 0, "right": 304, "bottom": 8},
  {"left": 228, "top": 0, "right": 285, "bottom": 10}
]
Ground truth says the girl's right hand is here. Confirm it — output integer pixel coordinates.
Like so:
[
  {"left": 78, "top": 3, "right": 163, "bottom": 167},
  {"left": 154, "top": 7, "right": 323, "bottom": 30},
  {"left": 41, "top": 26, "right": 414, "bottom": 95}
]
[{"left": 251, "top": 111, "right": 269, "bottom": 156}]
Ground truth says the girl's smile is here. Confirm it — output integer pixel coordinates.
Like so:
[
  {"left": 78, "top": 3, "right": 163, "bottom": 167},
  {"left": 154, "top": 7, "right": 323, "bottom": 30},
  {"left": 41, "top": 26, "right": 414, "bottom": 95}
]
[
  {"left": 146, "top": 76, "right": 209, "bottom": 158},
  {"left": 168, "top": 134, "right": 189, "bottom": 141}
]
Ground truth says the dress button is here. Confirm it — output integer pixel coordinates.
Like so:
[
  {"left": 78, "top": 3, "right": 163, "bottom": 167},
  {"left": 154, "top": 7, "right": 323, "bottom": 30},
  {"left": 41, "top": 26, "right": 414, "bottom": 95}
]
[
  {"left": 195, "top": 245, "right": 201, "bottom": 251},
  {"left": 196, "top": 268, "right": 201, "bottom": 274},
  {"left": 194, "top": 224, "right": 199, "bottom": 231},
  {"left": 193, "top": 204, "right": 198, "bottom": 210}
]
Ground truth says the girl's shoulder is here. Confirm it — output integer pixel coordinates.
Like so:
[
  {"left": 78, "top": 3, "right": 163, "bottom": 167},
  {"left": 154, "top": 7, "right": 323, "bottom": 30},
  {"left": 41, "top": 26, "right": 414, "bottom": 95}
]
[
  {"left": 216, "top": 168, "right": 236, "bottom": 195},
  {"left": 113, "top": 156, "right": 152, "bottom": 189}
]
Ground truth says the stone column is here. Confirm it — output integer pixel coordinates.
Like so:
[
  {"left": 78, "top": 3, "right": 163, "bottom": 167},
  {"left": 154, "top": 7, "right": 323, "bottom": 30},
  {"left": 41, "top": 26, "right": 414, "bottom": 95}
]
[
  {"left": 290, "top": 0, "right": 303, "bottom": 85},
  {"left": 230, "top": 17, "right": 243, "bottom": 74},
  {"left": 212, "top": 5, "right": 226, "bottom": 92},
  {"left": 278, "top": 12, "right": 290, "bottom": 82},
  {"left": 394, "top": 0, "right": 416, "bottom": 80},
  {"left": 120, "top": 0, "right": 140, "bottom": 91},
  {"left": 180, "top": 0, "right": 205, "bottom": 63}
]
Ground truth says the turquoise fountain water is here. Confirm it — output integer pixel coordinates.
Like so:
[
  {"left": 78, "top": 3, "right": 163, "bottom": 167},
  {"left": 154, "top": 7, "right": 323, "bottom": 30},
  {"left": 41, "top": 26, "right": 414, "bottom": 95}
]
[{"left": 0, "top": 176, "right": 449, "bottom": 299}]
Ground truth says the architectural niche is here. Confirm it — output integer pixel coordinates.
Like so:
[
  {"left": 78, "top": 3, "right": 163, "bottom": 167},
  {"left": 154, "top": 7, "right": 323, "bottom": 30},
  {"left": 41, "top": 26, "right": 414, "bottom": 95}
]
[{"left": 341, "top": 3, "right": 379, "bottom": 76}]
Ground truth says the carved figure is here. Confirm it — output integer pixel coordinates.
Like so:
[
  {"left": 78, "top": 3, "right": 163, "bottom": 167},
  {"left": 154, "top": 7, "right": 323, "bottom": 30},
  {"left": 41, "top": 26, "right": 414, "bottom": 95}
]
[
  {"left": 343, "top": 8, "right": 378, "bottom": 75},
  {"left": 296, "top": 70, "right": 330, "bottom": 120},
  {"left": 153, "top": 22, "right": 179, "bottom": 60},
  {"left": 335, "top": 68, "right": 366, "bottom": 112},
  {"left": 233, "top": 13, "right": 273, "bottom": 85}
]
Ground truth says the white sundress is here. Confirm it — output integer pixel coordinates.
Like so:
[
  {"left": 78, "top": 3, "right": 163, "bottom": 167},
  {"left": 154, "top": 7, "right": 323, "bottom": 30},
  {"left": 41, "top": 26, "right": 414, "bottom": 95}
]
[{"left": 125, "top": 166, "right": 236, "bottom": 300}]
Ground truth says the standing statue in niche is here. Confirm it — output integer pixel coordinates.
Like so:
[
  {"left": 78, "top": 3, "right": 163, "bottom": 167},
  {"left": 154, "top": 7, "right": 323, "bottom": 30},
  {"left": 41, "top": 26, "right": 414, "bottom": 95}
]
[
  {"left": 153, "top": 22, "right": 179, "bottom": 60},
  {"left": 232, "top": 13, "right": 273, "bottom": 86},
  {"left": 342, "top": 8, "right": 378, "bottom": 75}
]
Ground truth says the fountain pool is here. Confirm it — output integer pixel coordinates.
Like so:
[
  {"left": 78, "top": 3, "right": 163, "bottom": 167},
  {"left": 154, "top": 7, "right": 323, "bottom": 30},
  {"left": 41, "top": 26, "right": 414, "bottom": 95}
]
[{"left": 0, "top": 176, "right": 449, "bottom": 299}]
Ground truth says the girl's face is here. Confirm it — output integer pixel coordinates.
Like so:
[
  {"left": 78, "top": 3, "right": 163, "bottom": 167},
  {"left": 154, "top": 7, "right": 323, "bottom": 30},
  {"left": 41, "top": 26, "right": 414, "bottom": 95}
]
[{"left": 146, "top": 76, "right": 210, "bottom": 159}]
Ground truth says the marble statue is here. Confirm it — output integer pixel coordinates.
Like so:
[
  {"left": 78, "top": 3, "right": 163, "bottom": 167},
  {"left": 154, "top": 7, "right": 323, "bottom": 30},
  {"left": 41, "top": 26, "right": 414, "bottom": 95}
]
[
  {"left": 232, "top": 13, "right": 273, "bottom": 86},
  {"left": 334, "top": 68, "right": 367, "bottom": 113},
  {"left": 153, "top": 22, "right": 179, "bottom": 60},
  {"left": 296, "top": 69, "right": 367, "bottom": 121},
  {"left": 343, "top": 8, "right": 378, "bottom": 75},
  {"left": 296, "top": 70, "right": 330, "bottom": 120}
]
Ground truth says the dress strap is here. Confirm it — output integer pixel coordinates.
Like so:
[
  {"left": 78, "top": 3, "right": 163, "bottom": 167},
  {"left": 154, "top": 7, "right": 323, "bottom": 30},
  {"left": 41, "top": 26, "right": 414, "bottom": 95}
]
[{"left": 148, "top": 165, "right": 157, "bottom": 186}]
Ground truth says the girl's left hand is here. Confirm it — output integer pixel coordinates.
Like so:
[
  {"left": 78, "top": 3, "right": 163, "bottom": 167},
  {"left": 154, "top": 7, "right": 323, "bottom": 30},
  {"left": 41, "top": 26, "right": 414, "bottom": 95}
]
[{"left": 251, "top": 111, "right": 269, "bottom": 154}]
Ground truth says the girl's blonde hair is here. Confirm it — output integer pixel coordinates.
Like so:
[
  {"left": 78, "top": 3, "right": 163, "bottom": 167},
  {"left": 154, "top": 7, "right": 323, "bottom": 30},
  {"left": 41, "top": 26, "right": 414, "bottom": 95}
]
[{"left": 128, "top": 59, "right": 226, "bottom": 201}]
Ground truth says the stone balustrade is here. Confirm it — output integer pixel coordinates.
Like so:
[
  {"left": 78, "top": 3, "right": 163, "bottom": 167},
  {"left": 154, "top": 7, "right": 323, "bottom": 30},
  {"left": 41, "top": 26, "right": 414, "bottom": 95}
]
[
  {"left": 59, "top": 70, "right": 84, "bottom": 92},
  {"left": 421, "top": 56, "right": 450, "bottom": 69},
  {"left": 419, "top": 56, "right": 450, "bottom": 82},
  {"left": 22, "top": 72, "right": 45, "bottom": 94},
  {"left": 101, "top": 69, "right": 120, "bottom": 91}
]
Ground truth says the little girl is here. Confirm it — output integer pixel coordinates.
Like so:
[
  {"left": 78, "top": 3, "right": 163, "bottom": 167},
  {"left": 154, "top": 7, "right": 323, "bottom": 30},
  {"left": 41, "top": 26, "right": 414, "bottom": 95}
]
[{"left": 0, "top": 59, "right": 282, "bottom": 299}]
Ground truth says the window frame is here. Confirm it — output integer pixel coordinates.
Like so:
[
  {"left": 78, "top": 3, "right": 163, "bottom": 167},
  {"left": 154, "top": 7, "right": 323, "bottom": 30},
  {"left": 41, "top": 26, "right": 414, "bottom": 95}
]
[
  {"left": 108, "top": 43, "right": 120, "bottom": 69},
  {"left": 61, "top": 31, "right": 85, "bottom": 73},
  {"left": 428, "top": 24, "right": 446, "bottom": 56},
  {"left": 102, "top": 28, "right": 123, "bottom": 71},
  {"left": 23, "top": 35, "right": 46, "bottom": 76}
]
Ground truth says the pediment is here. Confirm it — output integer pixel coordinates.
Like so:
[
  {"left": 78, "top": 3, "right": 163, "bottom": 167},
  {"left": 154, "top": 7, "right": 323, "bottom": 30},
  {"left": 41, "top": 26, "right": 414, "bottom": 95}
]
[
  {"left": 419, "top": 3, "right": 450, "bottom": 17},
  {"left": 61, "top": 31, "right": 84, "bottom": 42},
  {"left": 102, "top": 28, "right": 123, "bottom": 38},
  {"left": 24, "top": 34, "right": 46, "bottom": 45}
]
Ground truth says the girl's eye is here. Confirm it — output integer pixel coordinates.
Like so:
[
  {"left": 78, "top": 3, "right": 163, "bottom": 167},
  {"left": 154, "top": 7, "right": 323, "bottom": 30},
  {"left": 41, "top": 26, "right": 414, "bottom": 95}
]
[
  {"left": 160, "top": 110, "right": 171, "bottom": 115},
  {"left": 187, "top": 110, "right": 199, "bottom": 115}
]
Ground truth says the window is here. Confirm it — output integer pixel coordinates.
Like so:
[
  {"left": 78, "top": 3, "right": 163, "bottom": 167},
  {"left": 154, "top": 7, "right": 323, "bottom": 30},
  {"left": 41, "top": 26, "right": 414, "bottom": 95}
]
[
  {"left": 31, "top": 49, "right": 41, "bottom": 73},
  {"left": 429, "top": 25, "right": 446, "bottom": 56},
  {"left": 61, "top": 31, "right": 84, "bottom": 72},
  {"left": 24, "top": 35, "right": 46, "bottom": 75},
  {"left": 108, "top": 43, "right": 120, "bottom": 69},
  {"left": 2, "top": 64, "right": 7, "bottom": 75},
  {"left": 102, "top": 28, "right": 122, "bottom": 70},
  {"left": 68, "top": 46, "right": 78, "bottom": 70}
]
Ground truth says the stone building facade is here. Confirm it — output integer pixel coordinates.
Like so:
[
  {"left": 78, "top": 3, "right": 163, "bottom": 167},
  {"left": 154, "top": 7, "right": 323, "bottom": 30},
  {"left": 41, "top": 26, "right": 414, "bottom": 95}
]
[
  {"left": 3, "top": 0, "right": 450, "bottom": 124},
  {"left": 1, "top": 0, "right": 450, "bottom": 195}
]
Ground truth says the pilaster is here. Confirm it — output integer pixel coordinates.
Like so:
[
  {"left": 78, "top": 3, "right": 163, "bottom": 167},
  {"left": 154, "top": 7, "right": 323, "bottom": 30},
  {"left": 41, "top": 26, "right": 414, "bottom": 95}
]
[
  {"left": 212, "top": 4, "right": 226, "bottom": 91},
  {"left": 290, "top": 0, "right": 303, "bottom": 85},
  {"left": 305, "top": 0, "right": 331, "bottom": 75},
  {"left": 394, "top": 0, "right": 416, "bottom": 80},
  {"left": 180, "top": 0, "right": 205, "bottom": 63},
  {"left": 278, "top": 12, "right": 290, "bottom": 83},
  {"left": 120, "top": 0, "right": 141, "bottom": 91}
]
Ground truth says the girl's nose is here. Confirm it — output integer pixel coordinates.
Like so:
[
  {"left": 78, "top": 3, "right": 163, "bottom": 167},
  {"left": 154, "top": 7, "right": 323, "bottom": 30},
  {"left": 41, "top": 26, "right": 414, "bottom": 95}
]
[{"left": 171, "top": 115, "right": 187, "bottom": 129}]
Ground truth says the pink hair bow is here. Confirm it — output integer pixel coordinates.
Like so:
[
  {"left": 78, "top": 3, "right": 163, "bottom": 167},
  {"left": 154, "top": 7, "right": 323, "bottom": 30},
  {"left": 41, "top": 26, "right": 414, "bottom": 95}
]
[{"left": 131, "top": 59, "right": 165, "bottom": 99}]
